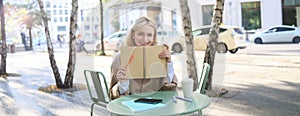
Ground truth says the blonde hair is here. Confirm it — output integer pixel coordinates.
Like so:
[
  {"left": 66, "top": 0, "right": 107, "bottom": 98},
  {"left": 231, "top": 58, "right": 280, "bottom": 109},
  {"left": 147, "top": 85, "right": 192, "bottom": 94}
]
[{"left": 125, "top": 17, "right": 158, "bottom": 46}]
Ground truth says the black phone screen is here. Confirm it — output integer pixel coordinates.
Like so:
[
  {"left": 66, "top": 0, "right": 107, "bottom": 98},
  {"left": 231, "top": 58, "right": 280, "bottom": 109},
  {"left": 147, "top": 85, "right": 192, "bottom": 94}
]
[{"left": 134, "top": 98, "right": 163, "bottom": 104}]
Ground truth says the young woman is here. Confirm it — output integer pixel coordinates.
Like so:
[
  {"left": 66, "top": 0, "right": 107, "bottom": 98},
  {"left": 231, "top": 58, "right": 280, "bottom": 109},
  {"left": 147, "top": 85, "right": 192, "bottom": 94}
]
[{"left": 109, "top": 17, "right": 178, "bottom": 100}]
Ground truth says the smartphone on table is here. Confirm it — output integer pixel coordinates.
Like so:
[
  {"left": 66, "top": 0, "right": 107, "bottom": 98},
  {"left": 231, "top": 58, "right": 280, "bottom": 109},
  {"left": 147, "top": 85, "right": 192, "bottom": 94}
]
[{"left": 134, "top": 98, "right": 163, "bottom": 104}]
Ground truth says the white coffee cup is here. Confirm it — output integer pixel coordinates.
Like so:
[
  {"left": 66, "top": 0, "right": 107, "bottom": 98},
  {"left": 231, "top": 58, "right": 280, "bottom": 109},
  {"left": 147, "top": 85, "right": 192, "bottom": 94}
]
[{"left": 181, "top": 78, "right": 194, "bottom": 98}]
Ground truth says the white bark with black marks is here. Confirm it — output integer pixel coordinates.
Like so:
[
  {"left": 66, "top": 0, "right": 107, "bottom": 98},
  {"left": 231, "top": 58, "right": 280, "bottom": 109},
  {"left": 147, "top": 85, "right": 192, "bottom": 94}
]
[
  {"left": 64, "top": 0, "right": 79, "bottom": 88},
  {"left": 179, "top": 0, "right": 198, "bottom": 91},
  {"left": 204, "top": 0, "right": 225, "bottom": 96},
  {"left": 37, "top": 0, "right": 64, "bottom": 86}
]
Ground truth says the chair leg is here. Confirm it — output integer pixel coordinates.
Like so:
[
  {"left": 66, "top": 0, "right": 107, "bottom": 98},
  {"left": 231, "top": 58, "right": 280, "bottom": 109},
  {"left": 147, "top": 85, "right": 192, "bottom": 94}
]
[
  {"left": 91, "top": 103, "right": 95, "bottom": 116},
  {"left": 198, "top": 110, "right": 202, "bottom": 116}
]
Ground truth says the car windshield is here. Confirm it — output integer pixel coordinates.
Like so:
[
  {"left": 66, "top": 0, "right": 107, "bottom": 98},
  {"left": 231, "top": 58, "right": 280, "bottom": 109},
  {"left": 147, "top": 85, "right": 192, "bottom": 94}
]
[
  {"left": 233, "top": 28, "right": 243, "bottom": 34},
  {"left": 192, "top": 29, "right": 202, "bottom": 36},
  {"left": 219, "top": 28, "right": 227, "bottom": 33}
]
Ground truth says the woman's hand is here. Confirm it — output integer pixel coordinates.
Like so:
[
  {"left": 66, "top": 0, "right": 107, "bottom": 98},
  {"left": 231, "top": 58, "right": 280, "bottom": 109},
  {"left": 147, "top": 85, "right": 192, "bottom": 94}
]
[
  {"left": 159, "top": 44, "right": 172, "bottom": 63},
  {"left": 116, "top": 67, "right": 128, "bottom": 83}
]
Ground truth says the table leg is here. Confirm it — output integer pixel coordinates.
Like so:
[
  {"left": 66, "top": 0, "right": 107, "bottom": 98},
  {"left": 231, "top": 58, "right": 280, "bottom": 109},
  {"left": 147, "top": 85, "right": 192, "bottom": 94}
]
[
  {"left": 111, "top": 113, "right": 116, "bottom": 116},
  {"left": 198, "top": 110, "right": 202, "bottom": 116}
]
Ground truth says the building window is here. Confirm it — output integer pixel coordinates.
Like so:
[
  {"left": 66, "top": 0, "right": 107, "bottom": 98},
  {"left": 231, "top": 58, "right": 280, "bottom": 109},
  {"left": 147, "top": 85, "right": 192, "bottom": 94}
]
[
  {"left": 60, "top": 17, "right": 63, "bottom": 22},
  {"left": 53, "top": 10, "right": 57, "bottom": 15},
  {"left": 86, "top": 17, "right": 89, "bottom": 21},
  {"left": 283, "top": 0, "right": 300, "bottom": 6},
  {"left": 65, "top": 17, "right": 68, "bottom": 22},
  {"left": 59, "top": 10, "right": 62, "bottom": 15},
  {"left": 282, "top": 0, "right": 300, "bottom": 26},
  {"left": 94, "top": 25, "right": 99, "bottom": 30},
  {"left": 241, "top": 2, "right": 261, "bottom": 30},
  {"left": 58, "top": 3, "right": 62, "bottom": 8},
  {"left": 54, "top": 18, "right": 57, "bottom": 22},
  {"left": 202, "top": 5, "right": 213, "bottom": 25},
  {"left": 46, "top": 2, "right": 50, "bottom": 8},
  {"left": 84, "top": 25, "right": 90, "bottom": 30},
  {"left": 64, "top": 10, "right": 68, "bottom": 15},
  {"left": 57, "top": 26, "right": 66, "bottom": 31}
]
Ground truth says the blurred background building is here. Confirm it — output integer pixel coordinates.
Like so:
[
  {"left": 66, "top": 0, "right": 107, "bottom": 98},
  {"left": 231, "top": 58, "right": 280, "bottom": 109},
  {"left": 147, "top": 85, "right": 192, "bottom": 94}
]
[{"left": 3, "top": 0, "right": 298, "bottom": 47}]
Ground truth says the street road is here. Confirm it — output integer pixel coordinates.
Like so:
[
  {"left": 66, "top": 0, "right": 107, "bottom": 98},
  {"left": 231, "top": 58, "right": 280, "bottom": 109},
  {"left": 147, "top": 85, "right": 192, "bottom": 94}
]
[
  {"left": 50, "top": 42, "right": 300, "bottom": 86},
  {"left": 237, "top": 43, "right": 300, "bottom": 56},
  {"left": 63, "top": 42, "right": 300, "bottom": 56}
]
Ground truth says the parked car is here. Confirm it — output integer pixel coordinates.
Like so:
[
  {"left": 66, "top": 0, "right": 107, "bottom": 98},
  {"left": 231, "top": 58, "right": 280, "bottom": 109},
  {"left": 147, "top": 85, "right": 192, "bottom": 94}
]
[
  {"left": 249, "top": 25, "right": 300, "bottom": 44},
  {"left": 95, "top": 31, "right": 127, "bottom": 51},
  {"left": 157, "top": 30, "right": 184, "bottom": 53},
  {"left": 192, "top": 25, "right": 247, "bottom": 53}
]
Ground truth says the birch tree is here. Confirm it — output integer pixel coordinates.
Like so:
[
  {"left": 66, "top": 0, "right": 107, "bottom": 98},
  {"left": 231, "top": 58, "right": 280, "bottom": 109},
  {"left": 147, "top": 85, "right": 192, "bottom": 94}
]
[
  {"left": 38, "top": 0, "right": 78, "bottom": 88},
  {"left": 98, "top": 0, "right": 106, "bottom": 55},
  {"left": 204, "top": 0, "right": 225, "bottom": 95},
  {"left": 179, "top": 0, "right": 198, "bottom": 91},
  {"left": 0, "top": 0, "right": 7, "bottom": 77}
]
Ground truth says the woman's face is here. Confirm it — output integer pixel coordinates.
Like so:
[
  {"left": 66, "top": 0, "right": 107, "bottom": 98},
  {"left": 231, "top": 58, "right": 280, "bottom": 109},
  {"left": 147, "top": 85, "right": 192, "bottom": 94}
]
[{"left": 132, "top": 25, "right": 155, "bottom": 46}]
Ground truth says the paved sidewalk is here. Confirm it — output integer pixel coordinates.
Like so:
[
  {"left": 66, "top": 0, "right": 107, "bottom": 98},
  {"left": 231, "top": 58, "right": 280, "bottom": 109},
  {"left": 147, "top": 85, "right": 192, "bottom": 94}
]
[
  {"left": 203, "top": 54, "right": 300, "bottom": 116},
  {"left": 0, "top": 78, "right": 16, "bottom": 115},
  {"left": 0, "top": 52, "right": 299, "bottom": 116}
]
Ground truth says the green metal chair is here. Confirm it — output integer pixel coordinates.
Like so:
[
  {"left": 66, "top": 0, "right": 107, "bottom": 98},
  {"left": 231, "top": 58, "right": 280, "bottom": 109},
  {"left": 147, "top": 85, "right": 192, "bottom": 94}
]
[
  {"left": 84, "top": 70, "right": 110, "bottom": 116},
  {"left": 198, "top": 63, "right": 211, "bottom": 94}
]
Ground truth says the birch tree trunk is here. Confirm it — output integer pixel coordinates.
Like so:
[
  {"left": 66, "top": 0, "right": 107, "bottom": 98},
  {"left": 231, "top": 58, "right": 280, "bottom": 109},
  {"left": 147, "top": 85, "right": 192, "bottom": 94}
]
[
  {"left": 38, "top": 0, "right": 78, "bottom": 88},
  {"left": 64, "top": 0, "right": 78, "bottom": 88},
  {"left": 0, "top": 0, "right": 7, "bottom": 76},
  {"left": 179, "top": 0, "right": 198, "bottom": 91},
  {"left": 37, "top": 0, "right": 63, "bottom": 87},
  {"left": 99, "top": 0, "right": 106, "bottom": 55},
  {"left": 204, "top": 0, "right": 225, "bottom": 96}
]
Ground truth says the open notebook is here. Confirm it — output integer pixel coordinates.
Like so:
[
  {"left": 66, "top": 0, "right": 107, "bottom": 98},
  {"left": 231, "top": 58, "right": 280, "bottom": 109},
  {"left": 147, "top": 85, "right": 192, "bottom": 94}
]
[
  {"left": 121, "top": 100, "right": 166, "bottom": 112},
  {"left": 120, "top": 46, "right": 167, "bottom": 79}
]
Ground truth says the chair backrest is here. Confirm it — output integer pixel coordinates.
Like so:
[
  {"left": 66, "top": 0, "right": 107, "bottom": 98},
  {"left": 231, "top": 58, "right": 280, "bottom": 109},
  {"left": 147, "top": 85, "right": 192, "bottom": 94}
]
[
  {"left": 84, "top": 70, "right": 110, "bottom": 105},
  {"left": 198, "top": 63, "right": 210, "bottom": 94}
]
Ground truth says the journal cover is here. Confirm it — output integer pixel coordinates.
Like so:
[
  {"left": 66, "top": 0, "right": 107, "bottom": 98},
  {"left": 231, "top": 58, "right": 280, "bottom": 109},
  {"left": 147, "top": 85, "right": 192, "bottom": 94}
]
[{"left": 120, "top": 46, "right": 167, "bottom": 79}]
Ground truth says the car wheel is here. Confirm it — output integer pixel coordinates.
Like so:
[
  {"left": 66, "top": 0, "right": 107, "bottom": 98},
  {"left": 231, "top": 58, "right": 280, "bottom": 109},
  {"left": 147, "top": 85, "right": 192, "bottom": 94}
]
[
  {"left": 292, "top": 37, "right": 300, "bottom": 43},
  {"left": 254, "top": 38, "right": 263, "bottom": 44},
  {"left": 172, "top": 43, "right": 182, "bottom": 53},
  {"left": 217, "top": 43, "right": 227, "bottom": 53},
  {"left": 229, "top": 48, "right": 238, "bottom": 54}
]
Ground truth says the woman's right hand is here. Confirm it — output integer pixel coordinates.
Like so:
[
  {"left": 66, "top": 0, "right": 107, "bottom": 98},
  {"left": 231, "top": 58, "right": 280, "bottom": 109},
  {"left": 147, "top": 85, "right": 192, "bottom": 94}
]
[{"left": 116, "top": 67, "right": 128, "bottom": 83}]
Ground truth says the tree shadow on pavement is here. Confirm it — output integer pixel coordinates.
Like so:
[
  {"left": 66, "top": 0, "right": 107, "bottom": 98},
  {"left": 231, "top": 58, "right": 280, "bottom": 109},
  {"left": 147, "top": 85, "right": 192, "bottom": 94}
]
[
  {"left": 208, "top": 81, "right": 300, "bottom": 116},
  {"left": 7, "top": 66, "right": 110, "bottom": 115}
]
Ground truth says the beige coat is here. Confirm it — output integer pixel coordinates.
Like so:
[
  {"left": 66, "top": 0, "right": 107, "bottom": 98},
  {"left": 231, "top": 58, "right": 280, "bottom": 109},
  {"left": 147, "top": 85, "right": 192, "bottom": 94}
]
[{"left": 109, "top": 54, "right": 178, "bottom": 100}]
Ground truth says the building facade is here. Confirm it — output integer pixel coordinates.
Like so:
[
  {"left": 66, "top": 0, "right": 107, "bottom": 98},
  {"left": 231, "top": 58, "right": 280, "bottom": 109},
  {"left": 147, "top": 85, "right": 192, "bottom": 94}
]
[
  {"left": 8, "top": 0, "right": 298, "bottom": 46},
  {"left": 194, "top": 0, "right": 300, "bottom": 32},
  {"left": 43, "top": 0, "right": 100, "bottom": 42}
]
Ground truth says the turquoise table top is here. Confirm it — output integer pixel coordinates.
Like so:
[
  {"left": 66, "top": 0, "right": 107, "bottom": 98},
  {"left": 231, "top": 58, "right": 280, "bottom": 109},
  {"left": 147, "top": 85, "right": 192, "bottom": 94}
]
[{"left": 107, "top": 91, "right": 212, "bottom": 116}]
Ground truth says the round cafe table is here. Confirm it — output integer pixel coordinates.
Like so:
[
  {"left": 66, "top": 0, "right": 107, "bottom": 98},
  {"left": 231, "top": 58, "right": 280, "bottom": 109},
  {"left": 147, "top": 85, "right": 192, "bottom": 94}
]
[{"left": 107, "top": 91, "right": 212, "bottom": 116}]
